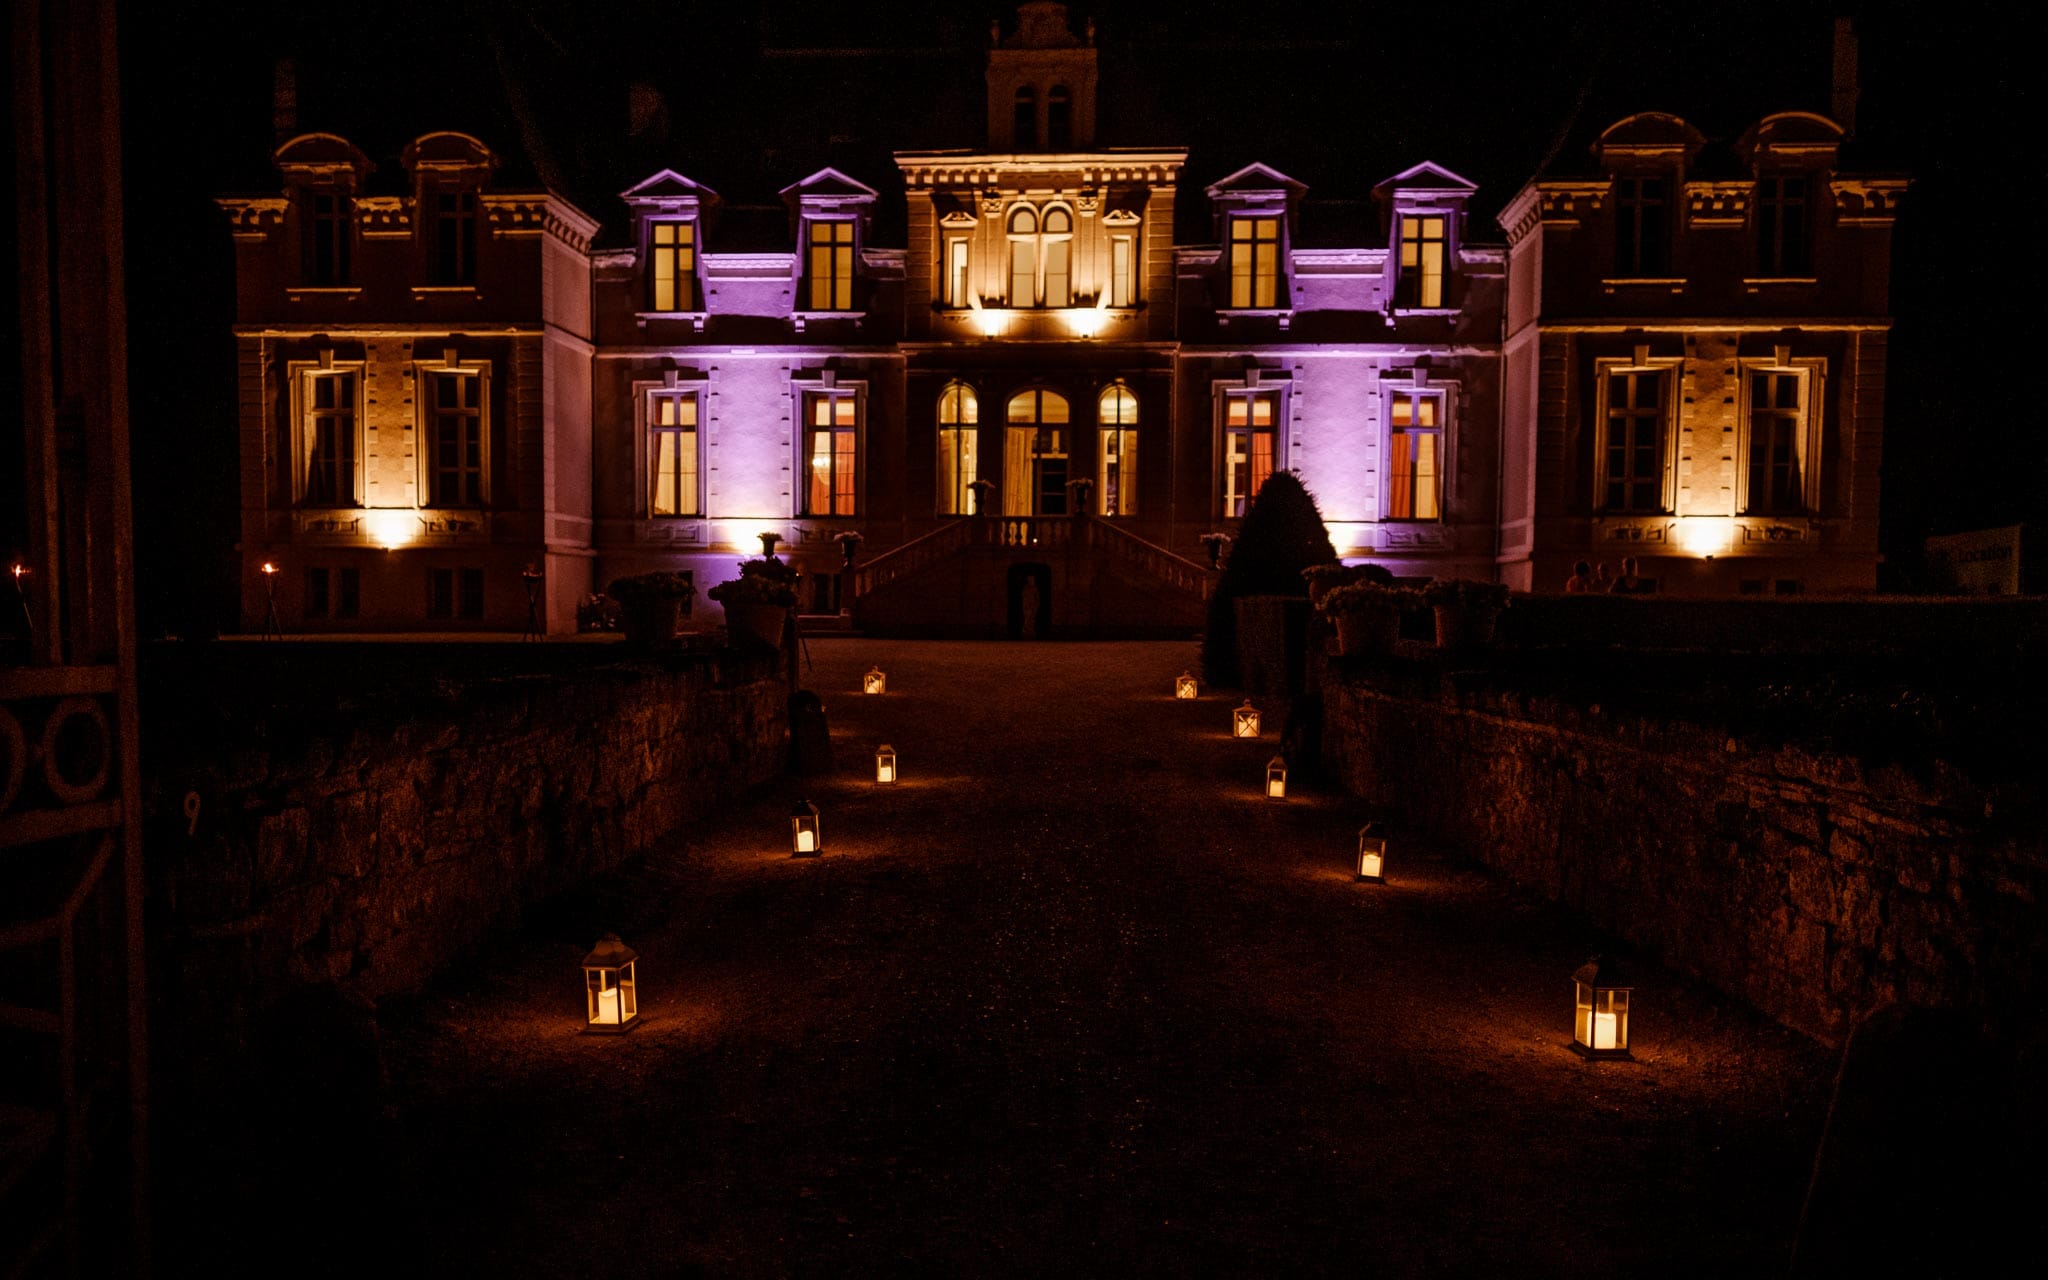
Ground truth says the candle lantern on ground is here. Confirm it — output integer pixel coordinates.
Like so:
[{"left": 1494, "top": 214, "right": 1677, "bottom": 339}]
[
  {"left": 1233, "top": 700, "right": 1261, "bottom": 738},
  {"left": 862, "top": 666, "right": 887, "bottom": 695},
  {"left": 581, "top": 934, "right": 640, "bottom": 1033},
  {"left": 875, "top": 744, "right": 897, "bottom": 784},
  {"left": 1265, "top": 755, "right": 1288, "bottom": 800},
  {"left": 1175, "top": 672, "right": 1198, "bottom": 700},
  {"left": 1356, "top": 823, "right": 1387, "bottom": 882},
  {"left": 791, "top": 798, "right": 823, "bottom": 856},
  {"left": 1570, "top": 956, "right": 1633, "bottom": 1059}
]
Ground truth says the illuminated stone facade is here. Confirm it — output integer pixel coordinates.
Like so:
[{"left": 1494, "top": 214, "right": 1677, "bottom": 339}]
[{"left": 220, "top": 4, "right": 1903, "bottom": 632}]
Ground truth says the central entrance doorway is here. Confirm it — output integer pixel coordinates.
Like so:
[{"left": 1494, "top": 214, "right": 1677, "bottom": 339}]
[{"left": 1005, "top": 388, "right": 1069, "bottom": 516}]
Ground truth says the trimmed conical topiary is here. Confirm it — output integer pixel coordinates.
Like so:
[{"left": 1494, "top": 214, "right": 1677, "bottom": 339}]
[{"left": 1201, "top": 470, "right": 1337, "bottom": 686}]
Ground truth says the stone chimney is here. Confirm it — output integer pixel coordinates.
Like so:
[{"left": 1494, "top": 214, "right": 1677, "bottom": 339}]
[
  {"left": 272, "top": 57, "right": 298, "bottom": 143},
  {"left": 1831, "top": 17, "right": 1860, "bottom": 138}
]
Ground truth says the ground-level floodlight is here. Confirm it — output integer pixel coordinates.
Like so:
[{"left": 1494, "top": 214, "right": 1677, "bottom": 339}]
[{"left": 582, "top": 934, "right": 640, "bottom": 1034}]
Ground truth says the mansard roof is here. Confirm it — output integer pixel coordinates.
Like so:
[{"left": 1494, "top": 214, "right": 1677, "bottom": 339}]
[{"left": 1204, "top": 161, "right": 1308, "bottom": 201}]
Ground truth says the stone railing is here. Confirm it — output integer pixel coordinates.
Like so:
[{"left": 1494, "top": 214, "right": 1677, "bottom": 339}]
[
  {"left": 1090, "top": 518, "right": 1217, "bottom": 600},
  {"left": 850, "top": 519, "right": 972, "bottom": 597}
]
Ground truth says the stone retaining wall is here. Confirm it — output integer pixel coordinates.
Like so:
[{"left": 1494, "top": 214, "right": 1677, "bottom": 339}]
[
  {"left": 142, "top": 645, "right": 785, "bottom": 1058},
  {"left": 1321, "top": 662, "right": 2045, "bottom": 1044}
]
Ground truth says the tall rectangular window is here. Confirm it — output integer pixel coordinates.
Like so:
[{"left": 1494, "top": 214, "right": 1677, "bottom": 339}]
[
  {"left": 1110, "top": 235, "right": 1134, "bottom": 307},
  {"left": 650, "top": 221, "right": 696, "bottom": 312},
  {"left": 1222, "top": 393, "right": 1278, "bottom": 517},
  {"left": 808, "top": 221, "right": 855, "bottom": 311},
  {"left": 1097, "top": 385, "right": 1139, "bottom": 517},
  {"left": 649, "top": 392, "right": 701, "bottom": 517},
  {"left": 305, "top": 192, "right": 351, "bottom": 285},
  {"left": 428, "top": 568, "right": 483, "bottom": 619},
  {"left": 946, "top": 237, "right": 970, "bottom": 307},
  {"left": 1397, "top": 216, "right": 1447, "bottom": 308},
  {"left": 804, "top": 393, "right": 859, "bottom": 515},
  {"left": 938, "top": 383, "right": 979, "bottom": 516},
  {"left": 1746, "top": 371, "right": 1806, "bottom": 514},
  {"left": 432, "top": 190, "right": 477, "bottom": 285},
  {"left": 1614, "top": 177, "right": 1669, "bottom": 277},
  {"left": 1756, "top": 175, "right": 1810, "bottom": 276},
  {"left": 428, "top": 371, "right": 484, "bottom": 507},
  {"left": 303, "top": 371, "right": 357, "bottom": 505},
  {"left": 1387, "top": 392, "right": 1443, "bottom": 520},
  {"left": 1229, "top": 217, "right": 1280, "bottom": 308},
  {"left": 337, "top": 568, "right": 359, "bottom": 619},
  {"left": 304, "top": 567, "right": 330, "bottom": 620},
  {"left": 1603, "top": 370, "right": 1667, "bottom": 513}
]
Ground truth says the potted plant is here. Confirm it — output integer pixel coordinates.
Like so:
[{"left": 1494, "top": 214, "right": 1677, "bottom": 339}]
[
  {"left": 967, "top": 479, "right": 996, "bottom": 516},
  {"left": 606, "top": 571, "right": 694, "bottom": 647},
  {"left": 833, "top": 529, "right": 864, "bottom": 566},
  {"left": 1065, "top": 476, "right": 1094, "bottom": 517},
  {"left": 1302, "top": 562, "right": 1372, "bottom": 608},
  {"left": 1422, "top": 578, "right": 1511, "bottom": 649},
  {"left": 1198, "top": 531, "right": 1231, "bottom": 569},
  {"left": 708, "top": 556, "right": 800, "bottom": 652},
  {"left": 1319, "top": 581, "right": 1424, "bottom": 656}
]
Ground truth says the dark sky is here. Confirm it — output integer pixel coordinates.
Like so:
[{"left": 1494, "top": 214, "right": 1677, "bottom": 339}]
[{"left": 106, "top": 0, "right": 2037, "bottom": 625}]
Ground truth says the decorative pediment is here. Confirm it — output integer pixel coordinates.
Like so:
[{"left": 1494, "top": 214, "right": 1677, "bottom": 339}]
[
  {"left": 402, "top": 131, "right": 496, "bottom": 173},
  {"left": 1102, "top": 208, "right": 1141, "bottom": 227},
  {"left": 1594, "top": 112, "right": 1706, "bottom": 165},
  {"left": 273, "top": 132, "right": 370, "bottom": 181},
  {"left": 1737, "top": 111, "right": 1846, "bottom": 165},
  {"left": 779, "top": 167, "right": 879, "bottom": 203},
  {"left": 620, "top": 169, "right": 719, "bottom": 211},
  {"left": 1204, "top": 161, "right": 1308, "bottom": 202},
  {"left": 1373, "top": 161, "right": 1478, "bottom": 200}
]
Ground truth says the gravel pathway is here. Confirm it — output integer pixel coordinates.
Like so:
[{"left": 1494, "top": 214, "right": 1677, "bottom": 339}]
[{"left": 381, "top": 640, "right": 1831, "bottom": 1277}]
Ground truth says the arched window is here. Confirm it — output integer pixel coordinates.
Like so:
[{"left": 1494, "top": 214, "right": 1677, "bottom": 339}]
[
  {"left": 1013, "top": 86, "right": 1038, "bottom": 150},
  {"left": 1097, "top": 385, "right": 1138, "bottom": 516},
  {"left": 1005, "top": 389, "right": 1070, "bottom": 516},
  {"left": 1046, "top": 86, "right": 1071, "bottom": 149},
  {"left": 937, "top": 382, "right": 979, "bottom": 515},
  {"left": 1008, "top": 206, "right": 1037, "bottom": 306},
  {"left": 1005, "top": 205, "right": 1073, "bottom": 307}
]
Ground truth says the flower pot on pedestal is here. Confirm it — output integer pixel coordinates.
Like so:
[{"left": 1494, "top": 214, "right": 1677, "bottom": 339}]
[{"left": 721, "top": 601, "right": 789, "bottom": 653}]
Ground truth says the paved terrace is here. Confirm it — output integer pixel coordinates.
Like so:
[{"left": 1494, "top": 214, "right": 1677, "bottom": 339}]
[{"left": 372, "top": 640, "right": 1830, "bottom": 1276}]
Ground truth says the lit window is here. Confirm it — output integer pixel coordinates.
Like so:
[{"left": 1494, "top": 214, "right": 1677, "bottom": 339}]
[
  {"left": 1097, "top": 385, "right": 1138, "bottom": 517},
  {"left": 431, "top": 190, "right": 477, "bottom": 285},
  {"left": 1756, "top": 175, "right": 1810, "bottom": 276},
  {"left": 1397, "top": 216, "right": 1446, "bottom": 308},
  {"left": 804, "top": 393, "right": 859, "bottom": 515},
  {"left": 302, "top": 370, "right": 358, "bottom": 505},
  {"left": 1229, "top": 217, "right": 1280, "bottom": 308},
  {"left": 1110, "top": 235, "right": 1134, "bottom": 307},
  {"left": 1005, "top": 389, "right": 1070, "bottom": 516},
  {"left": 1013, "top": 86, "right": 1038, "bottom": 150},
  {"left": 1387, "top": 392, "right": 1442, "bottom": 521},
  {"left": 649, "top": 392, "right": 701, "bottom": 517},
  {"left": 1042, "top": 208, "right": 1071, "bottom": 306},
  {"left": 1744, "top": 370, "right": 1809, "bottom": 514},
  {"left": 807, "top": 221, "right": 855, "bottom": 311},
  {"left": 428, "top": 371, "right": 485, "bottom": 507},
  {"left": 1005, "top": 205, "right": 1074, "bottom": 307},
  {"left": 304, "top": 191, "right": 352, "bottom": 285},
  {"left": 1614, "top": 177, "right": 1669, "bottom": 276},
  {"left": 1602, "top": 370, "right": 1668, "bottom": 513},
  {"left": 938, "top": 382, "right": 979, "bottom": 516},
  {"left": 649, "top": 221, "right": 696, "bottom": 312},
  {"left": 1222, "top": 393, "right": 1278, "bottom": 517},
  {"left": 945, "top": 236, "right": 971, "bottom": 307},
  {"left": 1008, "top": 207, "right": 1037, "bottom": 304}
]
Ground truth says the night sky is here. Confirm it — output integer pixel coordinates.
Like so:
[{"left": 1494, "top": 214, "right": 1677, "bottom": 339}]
[{"left": 106, "top": 0, "right": 2036, "bottom": 631}]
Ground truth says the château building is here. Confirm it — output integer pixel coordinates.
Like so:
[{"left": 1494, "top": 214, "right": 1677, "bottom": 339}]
[{"left": 217, "top": 3, "right": 1905, "bottom": 635}]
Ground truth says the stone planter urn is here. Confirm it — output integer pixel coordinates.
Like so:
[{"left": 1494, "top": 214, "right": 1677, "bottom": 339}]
[
  {"left": 620, "top": 597, "right": 682, "bottom": 647},
  {"left": 721, "top": 601, "right": 789, "bottom": 654},
  {"left": 1431, "top": 603, "right": 1501, "bottom": 650},
  {"left": 1334, "top": 606, "right": 1401, "bottom": 657}
]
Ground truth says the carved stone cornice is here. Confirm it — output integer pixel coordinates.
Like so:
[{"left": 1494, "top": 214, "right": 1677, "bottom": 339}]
[
  {"left": 1830, "top": 176, "right": 1909, "bottom": 226},
  {"left": 1685, "top": 181, "right": 1751, "bottom": 227},
  {"left": 217, "top": 196, "right": 287, "bottom": 239},
  {"left": 355, "top": 195, "right": 412, "bottom": 238},
  {"left": 1538, "top": 182, "right": 1609, "bottom": 225}
]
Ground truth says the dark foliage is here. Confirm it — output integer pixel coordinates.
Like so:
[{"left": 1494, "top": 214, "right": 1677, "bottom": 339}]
[{"left": 1200, "top": 471, "right": 1337, "bottom": 686}]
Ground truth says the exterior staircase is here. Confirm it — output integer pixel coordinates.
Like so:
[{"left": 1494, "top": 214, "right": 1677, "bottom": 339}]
[{"left": 850, "top": 515, "right": 1215, "bottom": 638}]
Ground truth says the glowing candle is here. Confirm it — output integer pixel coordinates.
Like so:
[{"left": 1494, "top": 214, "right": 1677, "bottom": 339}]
[
  {"left": 796, "top": 829, "right": 816, "bottom": 854},
  {"left": 1593, "top": 1010, "right": 1618, "bottom": 1051},
  {"left": 595, "top": 986, "right": 619, "bottom": 1025},
  {"left": 1267, "top": 777, "right": 1285, "bottom": 799},
  {"left": 1360, "top": 851, "right": 1382, "bottom": 879}
]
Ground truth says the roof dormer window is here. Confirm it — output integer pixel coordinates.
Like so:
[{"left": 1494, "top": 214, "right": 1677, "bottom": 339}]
[
  {"left": 1614, "top": 175, "right": 1671, "bottom": 277},
  {"left": 806, "top": 220, "right": 856, "bottom": 311},
  {"left": 1047, "top": 86, "right": 1072, "bottom": 149},
  {"left": 1229, "top": 217, "right": 1280, "bottom": 309},
  {"left": 429, "top": 189, "right": 477, "bottom": 285},
  {"left": 649, "top": 219, "right": 697, "bottom": 312},
  {"left": 1396, "top": 215, "right": 1447, "bottom": 308},
  {"left": 304, "top": 190, "right": 352, "bottom": 286},
  {"left": 1014, "top": 87, "right": 1038, "bottom": 150}
]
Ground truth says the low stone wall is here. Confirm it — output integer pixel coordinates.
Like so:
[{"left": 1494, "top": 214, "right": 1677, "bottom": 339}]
[
  {"left": 141, "top": 643, "right": 785, "bottom": 1058},
  {"left": 1321, "top": 658, "right": 2045, "bottom": 1044}
]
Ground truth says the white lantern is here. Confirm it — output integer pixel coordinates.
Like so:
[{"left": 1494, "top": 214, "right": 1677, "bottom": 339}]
[
  {"left": 581, "top": 934, "right": 640, "bottom": 1034},
  {"left": 1355, "top": 823, "right": 1386, "bottom": 883},
  {"left": 1233, "top": 700, "right": 1261, "bottom": 738},
  {"left": 862, "top": 666, "right": 887, "bottom": 695},
  {"left": 875, "top": 744, "right": 897, "bottom": 784},
  {"left": 1571, "top": 957, "right": 1634, "bottom": 1060},
  {"left": 791, "top": 798, "right": 822, "bottom": 857},
  {"left": 1265, "top": 755, "right": 1288, "bottom": 800},
  {"left": 1175, "top": 672, "right": 1198, "bottom": 699}
]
